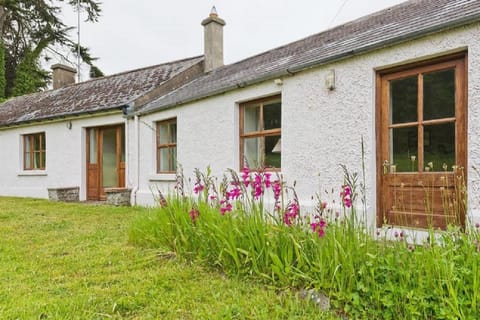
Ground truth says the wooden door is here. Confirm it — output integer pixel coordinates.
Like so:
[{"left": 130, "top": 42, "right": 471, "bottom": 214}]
[
  {"left": 86, "top": 125, "right": 125, "bottom": 200},
  {"left": 376, "top": 54, "right": 467, "bottom": 229}
]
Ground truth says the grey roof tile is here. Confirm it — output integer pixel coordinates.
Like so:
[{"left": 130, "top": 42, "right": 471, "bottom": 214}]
[
  {"left": 0, "top": 56, "right": 203, "bottom": 126},
  {"left": 139, "top": 0, "right": 480, "bottom": 114}
]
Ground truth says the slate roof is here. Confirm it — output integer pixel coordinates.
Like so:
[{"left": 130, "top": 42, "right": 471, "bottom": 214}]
[
  {"left": 0, "top": 56, "right": 203, "bottom": 126},
  {"left": 138, "top": 0, "right": 480, "bottom": 114}
]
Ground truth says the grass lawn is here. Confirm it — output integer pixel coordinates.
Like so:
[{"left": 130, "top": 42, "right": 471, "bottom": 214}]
[{"left": 0, "top": 197, "right": 327, "bottom": 319}]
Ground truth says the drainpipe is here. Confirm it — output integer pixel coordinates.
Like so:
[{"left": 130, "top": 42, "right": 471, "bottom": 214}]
[{"left": 131, "top": 114, "right": 140, "bottom": 205}]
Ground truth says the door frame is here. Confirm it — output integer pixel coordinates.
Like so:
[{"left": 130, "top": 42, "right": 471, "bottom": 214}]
[
  {"left": 375, "top": 52, "right": 467, "bottom": 228},
  {"left": 86, "top": 124, "right": 125, "bottom": 201}
]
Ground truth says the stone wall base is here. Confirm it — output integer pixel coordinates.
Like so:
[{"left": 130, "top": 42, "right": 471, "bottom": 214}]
[
  {"left": 105, "top": 188, "right": 132, "bottom": 206},
  {"left": 48, "top": 187, "right": 80, "bottom": 202}
]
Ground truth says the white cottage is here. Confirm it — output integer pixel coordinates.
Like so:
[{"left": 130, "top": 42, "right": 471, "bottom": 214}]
[{"left": 1, "top": 0, "right": 479, "bottom": 230}]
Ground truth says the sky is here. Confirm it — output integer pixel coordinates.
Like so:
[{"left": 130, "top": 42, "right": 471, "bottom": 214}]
[{"left": 59, "top": 0, "right": 406, "bottom": 79}]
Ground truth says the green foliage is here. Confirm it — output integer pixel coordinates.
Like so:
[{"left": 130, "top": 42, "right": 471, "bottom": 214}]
[
  {"left": 11, "top": 47, "right": 50, "bottom": 96},
  {"left": 89, "top": 64, "right": 104, "bottom": 78},
  {"left": 0, "top": 197, "right": 326, "bottom": 319},
  {"left": 0, "top": 1, "right": 103, "bottom": 97},
  {"left": 131, "top": 166, "right": 480, "bottom": 319}
]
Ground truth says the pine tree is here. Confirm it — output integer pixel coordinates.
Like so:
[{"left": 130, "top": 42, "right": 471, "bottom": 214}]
[{"left": 0, "top": 1, "right": 102, "bottom": 97}]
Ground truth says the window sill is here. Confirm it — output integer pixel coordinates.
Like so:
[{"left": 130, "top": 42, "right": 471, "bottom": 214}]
[
  {"left": 18, "top": 170, "right": 48, "bottom": 177},
  {"left": 149, "top": 173, "right": 176, "bottom": 182}
]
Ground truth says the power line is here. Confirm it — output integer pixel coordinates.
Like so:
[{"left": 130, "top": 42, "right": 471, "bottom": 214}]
[{"left": 328, "top": 0, "right": 350, "bottom": 28}]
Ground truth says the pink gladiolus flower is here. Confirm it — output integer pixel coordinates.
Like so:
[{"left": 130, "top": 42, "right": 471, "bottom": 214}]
[
  {"left": 272, "top": 180, "right": 281, "bottom": 201},
  {"left": 340, "top": 185, "right": 352, "bottom": 208},
  {"left": 264, "top": 172, "right": 272, "bottom": 188},
  {"left": 220, "top": 200, "right": 232, "bottom": 215},
  {"left": 227, "top": 187, "right": 242, "bottom": 200},
  {"left": 242, "top": 167, "right": 250, "bottom": 187},
  {"left": 193, "top": 183, "right": 204, "bottom": 194},
  {"left": 321, "top": 201, "right": 327, "bottom": 210},
  {"left": 310, "top": 217, "right": 327, "bottom": 237},
  {"left": 254, "top": 186, "right": 263, "bottom": 199},
  {"left": 189, "top": 208, "right": 200, "bottom": 222},
  {"left": 317, "top": 228, "right": 325, "bottom": 237},
  {"left": 284, "top": 201, "right": 299, "bottom": 226}
]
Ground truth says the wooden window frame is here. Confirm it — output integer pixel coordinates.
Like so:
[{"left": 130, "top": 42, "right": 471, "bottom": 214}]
[
  {"left": 239, "top": 95, "right": 281, "bottom": 171},
  {"left": 378, "top": 54, "right": 467, "bottom": 174},
  {"left": 23, "top": 132, "right": 46, "bottom": 170},
  {"left": 156, "top": 118, "right": 177, "bottom": 173}
]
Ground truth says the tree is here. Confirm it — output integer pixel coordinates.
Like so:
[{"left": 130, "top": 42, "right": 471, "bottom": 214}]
[
  {"left": 11, "top": 47, "right": 49, "bottom": 96},
  {"left": 0, "top": 0, "right": 102, "bottom": 97}
]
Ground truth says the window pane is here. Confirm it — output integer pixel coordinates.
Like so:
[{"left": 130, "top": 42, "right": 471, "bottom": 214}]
[
  {"left": 33, "top": 134, "right": 42, "bottom": 150},
  {"left": 121, "top": 126, "right": 125, "bottom": 162},
  {"left": 263, "top": 102, "right": 281, "bottom": 130},
  {"left": 25, "top": 152, "right": 31, "bottom": 169},
  {"left": 159, "top": 148, "right": 173, "bottom": 172},
  {"left": 390, "top": 126, "right": 418, "bottom": 172},
  {"left": 171, "top": 146, "right": 177, "bottom": 171},
  {"left": 423, "top": 69, "right": 455, "bottom": 120},
  {"left": 243, "top": 105, "right": 260, "bottom": 133},
  {"left": 390, "top": 76, "right": 418, "bottom": 124},
  {"left": 89, "top": 128, "right": 97, "bottom": 164},
  {"left": 102, "top": 128, "right": 118, "bottom": 187},
  {"left": 158, "top": 123, "right": 169, "bottom": 144},
  {"left": 34, "top": 152, "right": 44, "bottom": 169},
  {"left": 25, "top": 136, "right": 31, "bottom": 152},
  {"left": 244, "top": 137, "right": 261, "bottom": 168},
  {"left": 170, "top": 123, "right": 177, "bottom": 143},
  {"left": 424, "top": 123, "right": 455, "bottom": 172},
  {"left": 265, "top": 135, "right": 281, "bottom": 169}
]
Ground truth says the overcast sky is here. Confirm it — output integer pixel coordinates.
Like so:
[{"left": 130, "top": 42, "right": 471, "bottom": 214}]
[{"left": 59, "top": 0, "right": 406, "bottom": 79}]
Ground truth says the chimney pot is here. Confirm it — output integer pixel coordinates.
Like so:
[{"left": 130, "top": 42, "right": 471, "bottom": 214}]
[
  {"left": 210, "top": 6, "right": 218, "bottom": 17},
  {"left": 51, "top": 64, "right": 77, "bottom": 89}
]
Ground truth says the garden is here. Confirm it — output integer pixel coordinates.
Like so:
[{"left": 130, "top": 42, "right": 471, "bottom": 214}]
[
  {"left": 1, "top": 165, "right": 479, "bottom": 318},
  {"left": 130, "top": 165, "right": 480, "bottom": 319}
]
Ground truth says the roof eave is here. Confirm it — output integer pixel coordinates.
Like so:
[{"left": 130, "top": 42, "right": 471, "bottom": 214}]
[{"left": 0, "top": 105, "right": 125, "bottom": 129}]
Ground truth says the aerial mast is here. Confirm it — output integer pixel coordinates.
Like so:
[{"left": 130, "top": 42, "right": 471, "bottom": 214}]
[{"left": 77, "top": 0, "right": 81, "bottom": 82}]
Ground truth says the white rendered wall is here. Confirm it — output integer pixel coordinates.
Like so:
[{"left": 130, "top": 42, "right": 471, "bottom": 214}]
[
  {"left": 0, "top": 113, "right": 126, "bottom": 201},
  {"left": 133, "top": 82, "right": 281, "bottom": 205},
  {"left": 136, "top": 23, "right": 480, "bottom": 228}
]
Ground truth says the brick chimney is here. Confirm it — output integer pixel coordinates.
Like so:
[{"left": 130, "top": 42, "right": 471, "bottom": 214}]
[
  {"left": 201, "top": 6, "right": 226, "bottom": 72},
  {"left": 51, "top": 64, "right": 77, "bottom": 89}
]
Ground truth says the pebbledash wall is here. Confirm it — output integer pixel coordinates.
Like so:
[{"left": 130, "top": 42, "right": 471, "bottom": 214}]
[
  {"left": 0, "top": 113, "right": 125, "bottom": 201},
  {"left": 133, "top": 22, "right": 480, "bottom": 228}
]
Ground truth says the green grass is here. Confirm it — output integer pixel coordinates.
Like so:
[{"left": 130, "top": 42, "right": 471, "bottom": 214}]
[{"left": 0, "top": 197, "right": 328, "bottom": 319}]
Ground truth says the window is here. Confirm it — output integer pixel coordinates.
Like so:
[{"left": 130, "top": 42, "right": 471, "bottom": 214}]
[
  {"left": 377, "top": 53, "right": 467, "bottom": 229},
  {"left": 240, "top": 95, "right": 281, "bottom": 170},
  {"left": 383, "top": 58, "right": 465, "bottom": 173},
  {"left": 23, "top": 132, "right": 46, "bottom": 170},
  {"left": 156, "top": 119, "right": 177, "bottom": 173}
]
